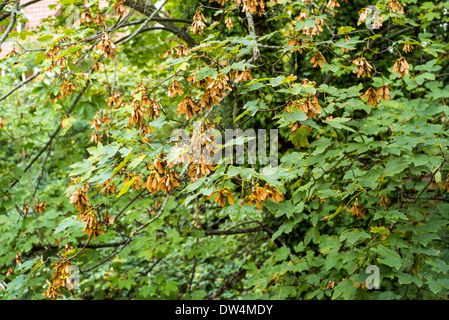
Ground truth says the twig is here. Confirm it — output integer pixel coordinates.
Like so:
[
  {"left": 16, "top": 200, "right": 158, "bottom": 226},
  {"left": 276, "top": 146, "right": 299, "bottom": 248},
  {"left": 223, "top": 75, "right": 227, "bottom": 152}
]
[
  {"left": 0, "top": 71, "right": 40, "bottom": 103},
  {"left": 0, "top": 0, "right": 19, "bottom": 45},
  {"left": 0, "top": 0, "right": 41, "bottom": 23},
  {"left": 187, "top": 239, "right": 198, "bottom": 294},
  {"left": 114, "top": 188, "right": 148, "bottom": 221},
  {"left": 32, "top": 143, "right": 52, "bottom": 199},
  {"left": 207, "top": 267, "right": 247, "bottom": 300},
  {"left": 413, "top": 161, "right": 447, "bottom": 204},
  {"left": 203, "top": 226, "right": 263, "bottom": 236}
]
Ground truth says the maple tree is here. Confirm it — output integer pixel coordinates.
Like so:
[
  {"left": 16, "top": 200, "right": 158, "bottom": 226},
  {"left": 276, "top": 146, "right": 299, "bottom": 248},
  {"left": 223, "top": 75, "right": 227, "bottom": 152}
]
[{"left": 1, "top": 0, "right": 449, "bottom": 300}]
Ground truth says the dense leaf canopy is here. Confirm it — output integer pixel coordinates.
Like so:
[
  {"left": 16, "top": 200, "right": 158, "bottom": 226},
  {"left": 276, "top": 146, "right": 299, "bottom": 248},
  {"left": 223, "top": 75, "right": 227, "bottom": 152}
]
[{"left": 1, "top": 0, "right": 449, "bottom": 300}]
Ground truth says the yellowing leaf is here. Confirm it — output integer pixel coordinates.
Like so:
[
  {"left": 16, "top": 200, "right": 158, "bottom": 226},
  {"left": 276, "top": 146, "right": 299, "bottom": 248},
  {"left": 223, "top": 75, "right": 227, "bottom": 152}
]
[{"left": 116, "top": 176, "right": 135, "bottom": 198}]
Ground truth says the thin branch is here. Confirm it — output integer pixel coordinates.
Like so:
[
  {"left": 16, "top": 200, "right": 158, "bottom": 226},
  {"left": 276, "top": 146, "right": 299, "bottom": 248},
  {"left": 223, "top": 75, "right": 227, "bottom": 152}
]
[
  {"left": 0, "top": 0, "right": 18, "bottom": 46},
  {"left": 31, "top": 144, "right": 52, "bottom": 247},
  {"left": 114, "top": 26, "right": 168, "bottom": 44},
  {"left": 123, "top": 0, "right": 169, "bottom": 44},
  {"left": 79, "top": 237, "right": 132, "bottom": 274},
  {"left": 123, "top": 0, "right": 199, "bottom": 49},
  {"left": 32, "top": 143, "right": 52, "bottom": 199},
  {"left": 187, "top": 239, "right": 198, "bottom": 294},
  {"left": 413, "top": 161, "right": 447, "bottom": 204},
  {"left": 0, "top": 71, "right": 40, "bottom": 103},
  {"left": 0, "top": 0, "right": 12, "bottom": 12},
  {"left": 54, "top": 237, "right": 92, "bottom": 269},
  {"left": 119, "top": 17, "right": 193, "bottom": 28},
  {"left": 203, "top": 226, "right": 264, "bottom": 236},
  {"left": 0, "top": 0, "right": 42, "bottom": 22},
  {"left": 114, "top": 188, "right": 148, "bottom": 221},
  {"left": 0, "top": 189, "right": 25, "bottom": 218},
  {"left": 31, "top": 239, "right": 129, "bottom": 253},
  {"left": 74, "top": 39, "right": 101, "bottom": 65}
]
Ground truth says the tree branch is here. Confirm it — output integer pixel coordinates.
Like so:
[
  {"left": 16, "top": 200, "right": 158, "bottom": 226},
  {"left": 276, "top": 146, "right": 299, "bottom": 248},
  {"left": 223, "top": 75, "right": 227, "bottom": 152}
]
[
  {"left": 124, "top": 0, "right": 199, "bottom": 48},
  {"left": 0, "top": 0, "right": 42, "bottom": 22},
  {"left": 123, "top": 0, "right": 168, "bottom": 44},
  {"left": 203, "top": 226, "right": 263, "bottom": 236}
]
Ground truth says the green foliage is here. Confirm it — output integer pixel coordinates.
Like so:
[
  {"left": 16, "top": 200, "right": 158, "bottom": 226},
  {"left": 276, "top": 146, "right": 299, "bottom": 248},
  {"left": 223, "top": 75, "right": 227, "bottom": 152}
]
[{"left": 1, "top": 0, "right": 449, "bottom": 301}]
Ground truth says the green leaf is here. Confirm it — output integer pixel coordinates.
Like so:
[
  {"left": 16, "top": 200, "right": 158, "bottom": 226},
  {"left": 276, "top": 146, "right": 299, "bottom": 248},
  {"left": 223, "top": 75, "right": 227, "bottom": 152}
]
[
  {"left": 113, "top": 151, "right": 132, "bottom": 176},
  {"left": 339, "top": 229, "right": 371, "bottom": 245},
  {"left": 304, "top": 227, "right": 320, "bottom": 245},
  {"left": 319, "top": 235, "right": 341, "bottom": 254},
  {"left": 271, "top": 220, "right": 295, "bottom": 241},
  {"left": 224, "top": 204, "right": 262, "bottom": 222},
  {"left": 370, "top": 226, "right": 390, "bottom": 235},
  {"left": 6, "top": 274, "right": 28, "bottom": 299},
  {"left": 149, "top": 116, "right": 167, "bottom": 129},
  {"left": 165, "top": 145, "right": 189, "bottom": 165},
  {"left": 374, "top": 245, "right": 403, "bottom": 269},
  {"left": 338, "top": 26, "right": 356, "bottom": 34},
  {"left": 54, "top": 216, "right": 86, "bottom": 234},
  {"left": 69, "top": 159, "right": 95, "bottom": 178},
  {"left": 128, "top": 155, "right": 146, "bottom": 170},
  {"left": 288, "top": 126, "right": 310, "bottom": 149},
  {"left": 333, "top": 39, "right": 363, "bottom": 50},
  {"left": 242, "top": 99, "right": 267, "bottom": 117},
  {"left": 88, "top": 168, "right": 114, "bottom": 185},
  {"left": 295, "top": 18, "right": 317, "bottom": 31},
  {"left": 269, "top": 76, "right": 285, "bottom": 87},
  {"left": 175, "top": 62, "right": 190, "bottom": 72},
  {"left": 98, "top": 144, "right": 120, "bottom": 165},
  {"left": 275, "top": 110, "right": 308, "bottom": 127},
  {"left": 60, "top": 117, "right": 76, "bottom": 136},
  {"left": 16, "top": 257, "right": 39, "bottom": 271},
  {"left": 55, "top": 45, "right": 84, "bottom": 59},
  {"left": 263, "top": 199, "right": 297, "bottom": 218},
  {"left": 323, "top": 117, "right": 355, "bottom": 133},
  {"left": 184, "top": 193, "right": 200, "bottom": 207},
  {"left": 193, "top": 67, "right": 218, "bottom": 81}
]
